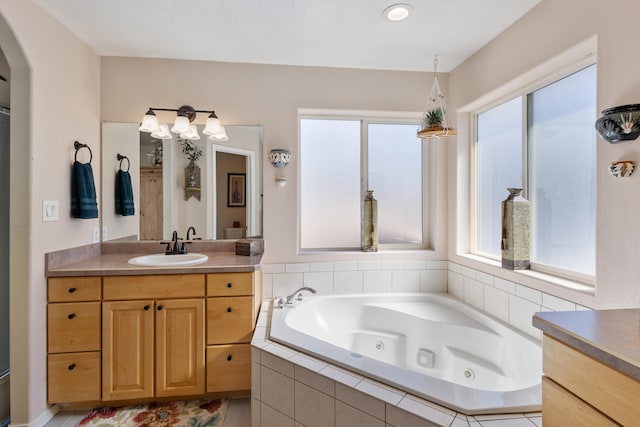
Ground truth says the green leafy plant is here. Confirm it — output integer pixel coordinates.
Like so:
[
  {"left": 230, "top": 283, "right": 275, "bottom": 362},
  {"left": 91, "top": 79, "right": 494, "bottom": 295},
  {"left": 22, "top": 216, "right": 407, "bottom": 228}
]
[
  {"left": 423, "top": 108, "right": 444, "bottom": 129},
  {"left": 181, "top": 140, "right": 203, "bottom": 173}
]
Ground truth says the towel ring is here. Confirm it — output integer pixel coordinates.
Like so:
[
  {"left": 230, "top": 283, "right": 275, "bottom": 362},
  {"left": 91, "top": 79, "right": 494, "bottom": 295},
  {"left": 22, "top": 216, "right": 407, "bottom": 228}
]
[
  {"left": 73, "top": 141, "right": 92, "bottom": 163},
  {"left": 117, "top": 153, "right": 130, "bottom": 172}
]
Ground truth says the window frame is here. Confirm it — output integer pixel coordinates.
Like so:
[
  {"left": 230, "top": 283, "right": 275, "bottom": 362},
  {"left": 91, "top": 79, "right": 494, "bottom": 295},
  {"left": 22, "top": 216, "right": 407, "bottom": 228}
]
[
  {"left": 470, "top": 59, "right": 597, "bottom": 285},
  {"left": 297, "top": 109, "right": 428, "bottom": 253}
]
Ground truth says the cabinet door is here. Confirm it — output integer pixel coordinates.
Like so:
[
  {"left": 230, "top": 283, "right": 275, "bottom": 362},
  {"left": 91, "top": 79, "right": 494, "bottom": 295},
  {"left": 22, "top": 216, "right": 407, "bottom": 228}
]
[
  {"left": 206, "top": 344, "right": 251, "bottom": 393},
  {"left": 102, "top": 300, "right": 154, "bottom": 401},
  {"left": 207, "top": 296, "right": 254, "bottom": 344},
  {"left": 155, "top": 298, "right": 205, "bottom": 397}
]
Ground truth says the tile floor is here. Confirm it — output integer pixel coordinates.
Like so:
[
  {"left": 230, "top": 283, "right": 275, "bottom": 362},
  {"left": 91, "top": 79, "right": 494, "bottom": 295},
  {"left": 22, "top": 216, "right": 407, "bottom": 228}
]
[{"left": 44, "top": 397, "right": 251, "bottom": 427}]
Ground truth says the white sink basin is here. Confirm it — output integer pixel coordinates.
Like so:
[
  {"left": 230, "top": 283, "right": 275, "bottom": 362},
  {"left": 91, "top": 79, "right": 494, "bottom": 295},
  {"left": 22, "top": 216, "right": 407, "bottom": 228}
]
[{"left": 128, "top": 253, "right": 209, "bottom": 267}]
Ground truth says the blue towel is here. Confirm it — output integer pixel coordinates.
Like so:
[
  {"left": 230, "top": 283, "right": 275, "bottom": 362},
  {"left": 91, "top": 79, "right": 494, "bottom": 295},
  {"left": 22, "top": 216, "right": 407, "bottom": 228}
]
[
  {"left": 115, "top": 169, "right": 135, "bottom": 216},
  {"left": 71, "top": 161, "right": 98, "bottom": 219}
]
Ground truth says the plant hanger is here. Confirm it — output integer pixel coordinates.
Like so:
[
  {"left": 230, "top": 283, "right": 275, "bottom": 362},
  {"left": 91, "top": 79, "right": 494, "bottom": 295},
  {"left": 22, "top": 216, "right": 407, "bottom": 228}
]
[{"left": 417, "top": 56, "right": 457, "bottom": 140}]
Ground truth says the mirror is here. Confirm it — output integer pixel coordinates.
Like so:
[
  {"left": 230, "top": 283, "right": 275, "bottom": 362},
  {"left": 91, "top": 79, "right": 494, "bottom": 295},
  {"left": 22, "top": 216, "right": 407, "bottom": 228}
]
[{"left": 102, "top": 122, "right": 263, "bottom": 241}]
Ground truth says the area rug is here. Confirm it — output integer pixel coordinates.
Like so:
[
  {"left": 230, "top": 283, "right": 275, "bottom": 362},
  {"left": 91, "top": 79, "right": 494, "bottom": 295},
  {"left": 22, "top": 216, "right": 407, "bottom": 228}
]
[{"left": 76, "top": 398, "right": 228, "bottom": 427}]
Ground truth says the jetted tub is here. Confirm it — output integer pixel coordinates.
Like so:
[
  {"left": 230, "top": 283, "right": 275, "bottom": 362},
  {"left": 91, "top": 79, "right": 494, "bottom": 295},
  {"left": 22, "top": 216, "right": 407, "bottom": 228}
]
[{"left": 269, "top": 293, "right": 541, "bottom": 415}]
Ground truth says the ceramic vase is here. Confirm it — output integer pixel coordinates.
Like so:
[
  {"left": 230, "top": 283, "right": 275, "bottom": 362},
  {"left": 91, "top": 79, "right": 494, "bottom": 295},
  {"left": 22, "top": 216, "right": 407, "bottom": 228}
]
[
  {"left": 362, "top": 190, "right": 378, "bottom": 252},
  {"left": 501, "top": 188, "right": 530, "bottom": 270}
]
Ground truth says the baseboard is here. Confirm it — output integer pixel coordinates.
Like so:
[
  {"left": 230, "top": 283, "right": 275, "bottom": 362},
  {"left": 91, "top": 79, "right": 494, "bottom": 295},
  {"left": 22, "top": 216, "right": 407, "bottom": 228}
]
[{"left": 9, "top": 404, "right": 59, "bottom": 427}]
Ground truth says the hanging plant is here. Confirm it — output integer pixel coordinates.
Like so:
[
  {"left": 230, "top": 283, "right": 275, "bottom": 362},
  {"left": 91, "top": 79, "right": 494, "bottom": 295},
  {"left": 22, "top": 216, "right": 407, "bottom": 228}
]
[
  {"left": 423, "top": 108, "right": 444, "bottom": 130},
  {"left": 181, "top": 140, "right": 203, "bottom": 174}
]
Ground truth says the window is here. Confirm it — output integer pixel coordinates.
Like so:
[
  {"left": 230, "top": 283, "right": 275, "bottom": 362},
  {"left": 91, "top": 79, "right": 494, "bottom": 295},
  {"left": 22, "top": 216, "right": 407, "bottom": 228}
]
[
  {"left": 474, "top": 64, "right": 596, "bottom": 279},
  {"left": 300, "top": 114, "right": 424, "bottom": 250}
]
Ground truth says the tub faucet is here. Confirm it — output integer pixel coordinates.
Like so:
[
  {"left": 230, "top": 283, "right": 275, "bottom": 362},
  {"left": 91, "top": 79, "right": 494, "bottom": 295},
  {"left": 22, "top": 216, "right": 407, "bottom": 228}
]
[
  {"left": 186, "top": 226, "right": 196, "bottom": 240},
  {"left": 285, "top": 287, "right": 317, "bottom": 305}
]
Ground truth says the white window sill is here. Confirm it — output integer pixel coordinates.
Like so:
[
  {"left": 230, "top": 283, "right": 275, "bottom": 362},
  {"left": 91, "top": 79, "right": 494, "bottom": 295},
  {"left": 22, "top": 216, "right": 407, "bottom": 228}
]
[{"left": 454, "top": 253, "right": 596, "bottom": 299}]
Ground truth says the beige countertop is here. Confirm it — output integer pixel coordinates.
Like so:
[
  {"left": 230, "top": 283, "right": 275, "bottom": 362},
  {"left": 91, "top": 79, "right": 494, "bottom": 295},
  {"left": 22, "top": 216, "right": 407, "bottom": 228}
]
[
  {"left": 533, "top": 309, "right": 640, "bottom": 381},
  {"left": 45, "top": 241, "right": 263, "bottom": 276}
]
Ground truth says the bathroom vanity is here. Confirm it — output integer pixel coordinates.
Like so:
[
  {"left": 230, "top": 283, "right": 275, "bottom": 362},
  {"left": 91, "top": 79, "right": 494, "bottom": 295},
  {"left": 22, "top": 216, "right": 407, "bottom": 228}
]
[
  {"left": 45, "top": 241, "right": 262, "bottom": 406},
  {"left": 533, "top": 310, "right": 640, "bottom": 426}
]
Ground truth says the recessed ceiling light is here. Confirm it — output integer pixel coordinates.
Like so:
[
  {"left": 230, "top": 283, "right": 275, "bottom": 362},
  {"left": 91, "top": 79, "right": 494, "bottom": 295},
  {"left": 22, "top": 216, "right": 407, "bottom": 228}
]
[{"left": 383, "top": 4, "right": 413, "bottom": 22}]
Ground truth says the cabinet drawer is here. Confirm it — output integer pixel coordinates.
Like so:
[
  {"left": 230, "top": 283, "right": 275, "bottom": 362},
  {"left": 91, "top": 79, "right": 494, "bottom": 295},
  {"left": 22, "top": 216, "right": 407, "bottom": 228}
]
[
  {"left": 48, "top": 302, "right": 101, "bottom": 353},
  {"left": 207, "top": 297, "right": 254, "bottom": 344},
  {"left": 543, "top": 334, "right": 640, "bottom": 426},
  {"left": 206, "top": 344, "right": 251, "bottom": 392},
  {"left": 48, "top": 277, "right": 101, "bottom": 302},
  {"left": 207, "top": 273, "right": 254, "bottom": 296},
  {"left": 103, "top": 274, "right": 205, "bottom": 300},
  {"left": 48, "top": 351, "right": 101, "bottom": 403},
  {"left": 542, "top": 377, "right": 620, "bottom": 426}
]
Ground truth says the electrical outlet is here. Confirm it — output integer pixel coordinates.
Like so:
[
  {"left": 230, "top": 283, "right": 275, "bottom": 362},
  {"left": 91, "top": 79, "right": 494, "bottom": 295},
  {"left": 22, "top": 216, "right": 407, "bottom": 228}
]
[
  {"left": 92, "top": 226, "right": 100, "bottom": 243},
  {"left": 102, "top": 226, "right": 108, "bottom": 241},
  {"left": 42, "top": 200, "right": 59, "bottom": 222}
]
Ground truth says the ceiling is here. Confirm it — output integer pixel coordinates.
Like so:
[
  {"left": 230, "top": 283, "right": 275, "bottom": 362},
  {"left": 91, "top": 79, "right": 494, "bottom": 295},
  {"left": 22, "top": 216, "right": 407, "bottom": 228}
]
[{"left": 33, "top": 0, "right": 540, "bottom": 72}]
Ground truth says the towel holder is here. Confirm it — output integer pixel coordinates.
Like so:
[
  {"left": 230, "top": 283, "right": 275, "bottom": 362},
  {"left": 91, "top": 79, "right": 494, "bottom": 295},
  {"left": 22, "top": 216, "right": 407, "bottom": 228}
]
[
  {"left": 117, "top": 153, "right": 130, "bottom": 172},
  {"left": 73, "top": 141, "right": 92, "bottom": 163}
]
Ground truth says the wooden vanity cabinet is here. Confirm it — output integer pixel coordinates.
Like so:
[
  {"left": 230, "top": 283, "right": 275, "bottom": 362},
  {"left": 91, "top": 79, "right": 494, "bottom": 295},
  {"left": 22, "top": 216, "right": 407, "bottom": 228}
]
[
  {"left": 47, "top": 277, "right": 102, "bottom": 403},
  {"left": 102, "top": 275, "right": 205, "bottom": 401},
  {"left": 47, "top": 269, "right": 261, "bottom": 404},
  {"left": 541, "top": 334, "right": 637, "bottom": 426}
]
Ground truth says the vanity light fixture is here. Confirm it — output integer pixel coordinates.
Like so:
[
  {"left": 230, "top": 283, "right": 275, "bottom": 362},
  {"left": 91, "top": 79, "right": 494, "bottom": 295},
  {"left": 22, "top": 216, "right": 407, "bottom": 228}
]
[
  {"left": 140, "top": 105, "right": 226, "bottom": 141},
  {"left": 383, "top": 3, "right": 413, "bottom": 21}
]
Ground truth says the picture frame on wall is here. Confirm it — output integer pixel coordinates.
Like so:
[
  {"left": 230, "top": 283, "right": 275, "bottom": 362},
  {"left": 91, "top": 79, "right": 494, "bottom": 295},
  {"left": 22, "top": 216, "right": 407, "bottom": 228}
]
[{"left": 227, "top": 173, "right": 246, "bottom": 207}]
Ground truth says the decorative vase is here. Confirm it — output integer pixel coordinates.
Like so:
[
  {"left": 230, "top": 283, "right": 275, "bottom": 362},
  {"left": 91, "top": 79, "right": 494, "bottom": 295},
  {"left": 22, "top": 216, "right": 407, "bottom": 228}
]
[
  {"left": 501, "top": 188, "right": 530, "bottom": 270},
  {"left": 362, "top": 190, "right": 378, "bottom": 252}
]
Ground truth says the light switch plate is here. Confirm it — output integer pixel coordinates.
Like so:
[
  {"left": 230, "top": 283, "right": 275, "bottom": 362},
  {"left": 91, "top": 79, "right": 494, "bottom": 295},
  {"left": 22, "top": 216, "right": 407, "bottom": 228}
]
[
  {"left": 42, "top": 200, "right": 59, "bottom": 222},
  {"left": 92, "top": 226, "right": 100, "bottom": 243}
]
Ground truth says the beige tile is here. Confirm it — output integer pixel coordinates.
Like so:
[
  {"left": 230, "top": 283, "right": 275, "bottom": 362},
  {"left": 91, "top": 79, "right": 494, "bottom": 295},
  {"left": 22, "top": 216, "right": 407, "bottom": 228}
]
[
  {"left": 251, "top": 361, "right": 261, "bottom": 400},
  {"left": 261, "top": 350, "right": 295, "bottom": 377},
  {"left": 295, "top": 365, "right": 335, "bottom": 396},
  {"left": 335, "top": 401, "right": 384, "bottom": 427},
  {"left": 335, "top": 383, "right": 385, "bottom": 421},
  {"left": 385, "top": 404, "right": 442, "bottom": 427},
  {"left": 261, "top": 366, "right": 295, "bottom": 417},
  {"left": 294, "top": 382, "right": 336, "bottom": 427},
  {"left": 319, "top": 365, "right": 363, "bottom": 387},
  {"left": 290, "top": 352, "right": 328, "bottom": 372},
  {"left": 251, "top": 398, "right": 261, "bottom": 427},
  {"left": 355, "top": 379, "right": 405, "bottom": 406},
  {"left": 251, "top": 346, "right": 262, "bottom": 363},
  {"left": 260, "top": 402, "right": 295, "bottom": 427},
  {"left": 224, "top": 398, "right": 251, "bottom": 427}
]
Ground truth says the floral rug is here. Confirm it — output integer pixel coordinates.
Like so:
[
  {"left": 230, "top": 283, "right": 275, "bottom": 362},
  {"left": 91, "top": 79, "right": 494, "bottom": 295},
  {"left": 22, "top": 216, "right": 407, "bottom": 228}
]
[{"left": 76, "top": 398, "right": 228, "bottom": 427}]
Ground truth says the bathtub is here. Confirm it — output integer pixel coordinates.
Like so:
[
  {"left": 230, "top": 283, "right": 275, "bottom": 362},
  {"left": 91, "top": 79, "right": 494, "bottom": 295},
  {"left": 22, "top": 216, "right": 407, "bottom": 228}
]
[{"left": 269, "top": 293, "right": 541, "bottom": 415}]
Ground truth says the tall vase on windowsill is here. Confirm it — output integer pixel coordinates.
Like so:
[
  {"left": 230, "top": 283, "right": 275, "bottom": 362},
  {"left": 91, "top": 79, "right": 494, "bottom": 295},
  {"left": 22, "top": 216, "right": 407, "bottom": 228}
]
[
  {"left": 362, "top": 190, "right": 378, "bottom": 252},
  {"left": 501, "top": 188, "right": 530, "bottom": 270}
]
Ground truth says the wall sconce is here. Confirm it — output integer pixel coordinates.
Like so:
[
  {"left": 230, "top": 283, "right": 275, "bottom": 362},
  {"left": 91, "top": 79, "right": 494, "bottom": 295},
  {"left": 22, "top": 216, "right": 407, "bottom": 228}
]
[
  {"left": 139, "top": 105, "right": 228, "bottom": 141},
  {"left": 269, "top": 149, "right": 292, "bottom": 168},
  {"left": 269, "top": 149, "right": 291, "bottom": 187},
  {"left": 596, "top": 104, "right": 640, "bottom": 143}
]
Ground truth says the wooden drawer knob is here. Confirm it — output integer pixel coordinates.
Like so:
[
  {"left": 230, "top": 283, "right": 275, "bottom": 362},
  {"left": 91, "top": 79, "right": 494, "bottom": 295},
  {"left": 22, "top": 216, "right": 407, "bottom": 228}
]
[
  {"left": 227, "top": 355, "right": 233, "bottom": 362},
  {"left": 68, "top": 287, "right": 77, "bottom": 293},
  {"left": 67, "top": 313, "right": 76, "bottom": 319},
  {"left": 68, "top": 363, "right": 76, "bottom": 370}
]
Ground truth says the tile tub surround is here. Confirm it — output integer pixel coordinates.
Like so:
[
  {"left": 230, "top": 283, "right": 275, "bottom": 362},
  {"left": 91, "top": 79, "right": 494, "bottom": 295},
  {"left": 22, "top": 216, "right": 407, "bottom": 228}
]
[
  {"left": 251, "top": 301, "right": 542, "bottom": 427},
  {"left": 262, "top": 260, "right": 587, "bottom": 340}
]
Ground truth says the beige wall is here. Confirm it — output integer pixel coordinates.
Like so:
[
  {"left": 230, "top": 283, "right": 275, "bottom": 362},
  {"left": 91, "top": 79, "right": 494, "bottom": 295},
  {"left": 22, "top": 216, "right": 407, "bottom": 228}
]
[
  {"left": 0, "top": 1, "right": 101, "bottom": 424},
  {"left": 100, "top": 58, "right": 449, "bottom": 263},
  {"left": 448, "top": 0, "right": 640, "bottom": 309}
]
